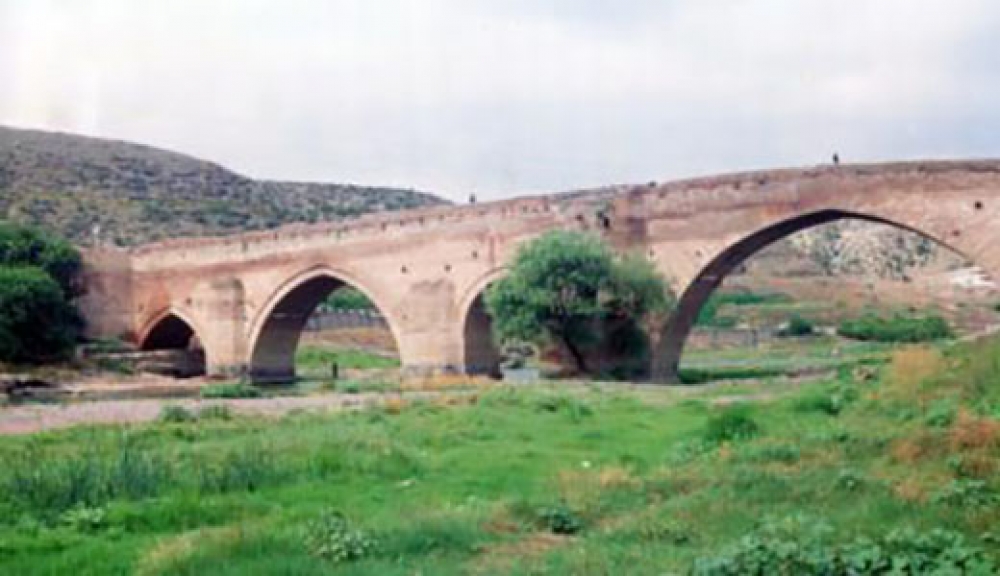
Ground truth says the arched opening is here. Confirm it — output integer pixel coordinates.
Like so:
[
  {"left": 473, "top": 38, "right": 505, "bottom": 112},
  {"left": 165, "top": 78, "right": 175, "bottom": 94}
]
[
  {"left": 654, "top": 210, "right": 997, "bottom": 381},
  {"left": 462, "top": 291, "right": 502, "bottom": 377},
  {"left": 140, "top": 313, "right": 206, "bottom": 377},
  {"left": 250, "top": 272, "right": 401, "bottom": 384}
]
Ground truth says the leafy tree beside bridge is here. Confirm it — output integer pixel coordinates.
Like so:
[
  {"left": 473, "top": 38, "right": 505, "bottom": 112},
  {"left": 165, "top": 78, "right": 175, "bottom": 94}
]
[
  {"left": 0, "top": 223, "right": 82, "bottom": 363},
  {"left": 485, "top": 231, "right": 672, "bottom": 376}
]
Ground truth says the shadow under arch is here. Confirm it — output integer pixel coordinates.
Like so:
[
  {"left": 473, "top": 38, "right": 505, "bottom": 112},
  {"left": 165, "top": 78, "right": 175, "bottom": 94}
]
[
  {"left": 140, "top": 309, "right": 204, "bottom": 351},
  {"left": 247, "top": 266, "right": 403, "bottom": 383},
  {"left": 652, "top": 208, "right": 973, "bottom": 381},
  {"left": 458, "top": 268, "right": 508, "bottom": 377},
  {"left": 138, "top": 309, "right": 207, "bottom": 377}
]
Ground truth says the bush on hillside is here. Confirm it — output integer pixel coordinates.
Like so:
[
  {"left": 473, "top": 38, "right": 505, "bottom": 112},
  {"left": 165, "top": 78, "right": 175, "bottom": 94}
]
[{"left": 838, "top": 313, "right": 952, "bottom": 343}]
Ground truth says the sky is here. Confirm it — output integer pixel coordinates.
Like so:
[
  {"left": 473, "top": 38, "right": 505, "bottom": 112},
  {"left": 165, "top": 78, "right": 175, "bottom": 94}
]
[{"left": 2, "top": 1, "right": 999, "bottom": 202}]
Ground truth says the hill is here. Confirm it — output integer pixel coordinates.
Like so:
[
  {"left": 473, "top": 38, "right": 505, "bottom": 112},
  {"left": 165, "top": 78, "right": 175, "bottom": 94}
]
[{"left": 0, "top": 126, "right": 447, "bottom": 246}]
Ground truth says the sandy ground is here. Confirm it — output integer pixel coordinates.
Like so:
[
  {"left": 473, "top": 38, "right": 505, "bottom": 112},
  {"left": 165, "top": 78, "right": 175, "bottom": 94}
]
[
  {"left": 0, "top": 373, "right": 826, "bottom": 437},
  {"left": 0, "top": 390, "right": 457, "bottom": 436}
]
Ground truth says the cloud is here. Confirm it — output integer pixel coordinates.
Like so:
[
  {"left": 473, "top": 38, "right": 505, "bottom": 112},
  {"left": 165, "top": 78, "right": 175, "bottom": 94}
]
[{"left": 1, "top": 0, "right": 999, "bottom": 200}]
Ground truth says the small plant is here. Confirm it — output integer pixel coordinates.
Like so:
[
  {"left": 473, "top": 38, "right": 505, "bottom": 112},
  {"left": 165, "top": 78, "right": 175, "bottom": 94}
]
[
  {"left": 931, "top": 479, "right": 998, "bottom": 508},
  {"left": 197, "top": 404, "right": 232, "bottom": 420},
  {"left": 702, "top": 406, "right": 760, "bottom": 444},
  {"left": 692, "top": 520, "right": 998, "bottom": 575},
  {"left": 534, "top": 394, "right": 593, "bottom": 421},
  {"left": 794, "top": 383, "right": 857, "bottom": 416},
  {"left": 158, "top": 405, "right": 194, "bottom": 423},
  {"left": 779, "top": 314, "right": 814, "bottom": 337},
  {"left": 924, "top": 400, "right": 956, "bottom": 428},
  {"left": 635, "top": 517, "right": 693, "bottom": 545},
  {"left": 838, "top": 312, "right": 952, "bottom": 343},
  {"left": 60, "top": 505, "right": 106, "bottom": 533},
  {"left": 200, "top": 382, "right": 263, "bottom": 399},
  {"left": 537, "top": 502, "right": 583, "bottom": 535},
  {"left": 835, "top": 468, "right": 865, "bottom": 491},
  {"left": 338, "top": 381, "right": 361, "bottom": 394},
  {"left": 739, "top": 443, "right": 800, "bottom": 464},
  {"left": 303, "top": 510, "right": 376, "bottom": 563}
]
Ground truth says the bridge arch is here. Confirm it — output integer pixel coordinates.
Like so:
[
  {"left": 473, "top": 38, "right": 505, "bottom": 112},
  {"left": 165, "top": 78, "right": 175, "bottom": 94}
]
[
  {"left": 139, "top": 308, "right": 205, "bottom": 351},
  {"left": 457, "top": 268, "right": 508, "bottom": 377},
  {"left": 652, "top": 208, "right": 978, "bottom": 380},
  {"left": 247, "top": 266, "right": 403, "bottom": 383},
  {"left": 138, "top": 308, "right": 207, "bottom": 376}
]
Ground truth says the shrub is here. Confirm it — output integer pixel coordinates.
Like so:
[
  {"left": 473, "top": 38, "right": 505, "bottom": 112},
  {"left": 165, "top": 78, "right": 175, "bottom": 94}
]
[
  {"left": 158, "top": 405, "right": 195, "bottom": 423},
  {"left": 931, "top": 479, "right": 998, "bottom": 508},
  {"left": 838, "top": 313, "right": 952, "bottom": 343},
  {"left": 0, "top": 266, "right": 82, "bottom": 363},
  {"left": 60, "top": 505, "right": 106, "bottom": 533},
  {"left": 534, "top": 394, "right": 594, "bottom": 421},
  {"left": 197, "top": 404, "right": 233, "bottom": 420},
  {"left": 692, "top": 520, "right": 997, "bottom": 575},
  {"left": 379, "top": 514, "right": 481, "bottom": 557},
  {"left": 200, "top": 382, "right": 263, "bottom": 399},
  {"left": 537, "top": 502, "right": 583, "bottom": 535},
  {"left": 793, "top": 383, "right": 857, "bottom": 416},
  {"left": 679, "top": 366, "right": 784, "bottom": 384},
  {"left": 702, "top": 406, "right": 760, "bottom": 444},
  {"left": 738, "top": 443, "right": 800, "bottom": 464},
  {"left": 924, "top": 400, "right": 957, "bottom": 428},
  {"left": 835, "top": 469, "right": 865, "bottom": 491},
  {"left": 303, "top": 510, "right": 376, "bottom": 563},
  {"left": 0, "top": 222, "right": 82, "bottom": 297},
  {"left": 778, "top": 314, "right": 814, "bottom": 337}
]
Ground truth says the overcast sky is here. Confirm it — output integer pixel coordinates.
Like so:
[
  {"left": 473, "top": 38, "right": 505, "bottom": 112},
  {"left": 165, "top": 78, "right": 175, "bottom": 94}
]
[{"left": 2, "top": 1, "right": 999, "bottom": 201}]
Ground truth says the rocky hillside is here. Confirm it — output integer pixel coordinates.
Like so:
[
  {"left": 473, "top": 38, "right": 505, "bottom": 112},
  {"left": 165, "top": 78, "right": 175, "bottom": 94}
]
[
  {"left": 744, "top": 220, "right": 968, "bottom": 281},
  {"left": 0, "top": 126, "right": 447, "bottom": 246}
]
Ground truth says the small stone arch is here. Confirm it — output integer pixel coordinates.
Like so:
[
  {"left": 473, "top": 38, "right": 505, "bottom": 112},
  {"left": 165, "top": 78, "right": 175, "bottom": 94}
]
[
  {"left": 138, "top": 309, "right": 207, "bottom": 377},
  {"left": 139, "top": 308, "right": 205, "bottom": 351}
]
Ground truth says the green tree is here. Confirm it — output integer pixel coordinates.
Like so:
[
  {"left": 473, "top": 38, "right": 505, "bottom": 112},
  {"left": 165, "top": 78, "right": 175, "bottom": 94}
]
[
  {"left": 485, "top": 231, "right": 671, "bottom": 374},
  {"left": 0, "top": 222, "right": 82, "bottom": 297},
  {"left": 321, "top": 287, "right": 375, "bottom": 312},
  {"left": 0, "top": 266, "right": 82, "bottom": 363}
]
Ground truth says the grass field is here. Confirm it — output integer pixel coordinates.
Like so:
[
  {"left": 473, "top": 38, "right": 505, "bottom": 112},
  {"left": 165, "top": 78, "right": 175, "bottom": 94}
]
[{"left": 1, "top": 339, "right": 998, "bottom": 574}]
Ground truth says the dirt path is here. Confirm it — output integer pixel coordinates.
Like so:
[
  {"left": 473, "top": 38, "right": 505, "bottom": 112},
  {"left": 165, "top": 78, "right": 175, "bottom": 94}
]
[
  {"left": 0, "top": 373, "right": 824, "bottom": 437},
  {"left": 0, "top": 391, "right": 454, "bottom": 436}
]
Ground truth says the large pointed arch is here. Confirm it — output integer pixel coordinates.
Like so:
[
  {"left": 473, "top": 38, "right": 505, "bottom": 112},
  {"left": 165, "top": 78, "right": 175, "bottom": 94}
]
[
  {"left": 247, "top": 266, "right": 402, "bottom": 383},
  {"left": 652, "top": 208, "right": 976, "bottom": 381}
]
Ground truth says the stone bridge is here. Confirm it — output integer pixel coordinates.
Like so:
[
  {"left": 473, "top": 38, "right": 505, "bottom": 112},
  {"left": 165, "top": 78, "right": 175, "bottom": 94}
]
[{"left": 78, "top": 160, "right": 1000, "bottom": 382}]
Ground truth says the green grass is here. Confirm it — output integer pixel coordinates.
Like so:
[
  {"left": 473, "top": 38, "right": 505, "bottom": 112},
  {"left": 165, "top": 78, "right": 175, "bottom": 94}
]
[
  {"left": 1, "top": 339, "right": 999, "bottom": 573},
  {"left": 296, "top": 346, "right": 400, "bottom": 373},
  {"left": 838, "top": 312, "right": 953, "bottom": 343},
  {"left": 695, "top": 291, "right": 791, "bottom": 327},
  {"left": 680, "top": 337, "right": 893, "bottom": 382}
]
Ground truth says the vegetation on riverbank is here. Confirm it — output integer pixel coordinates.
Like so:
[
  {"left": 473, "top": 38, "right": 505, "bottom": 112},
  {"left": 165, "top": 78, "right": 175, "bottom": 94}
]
[{"left": 1, "top": 335, "right": 997, "bottom": 574}]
